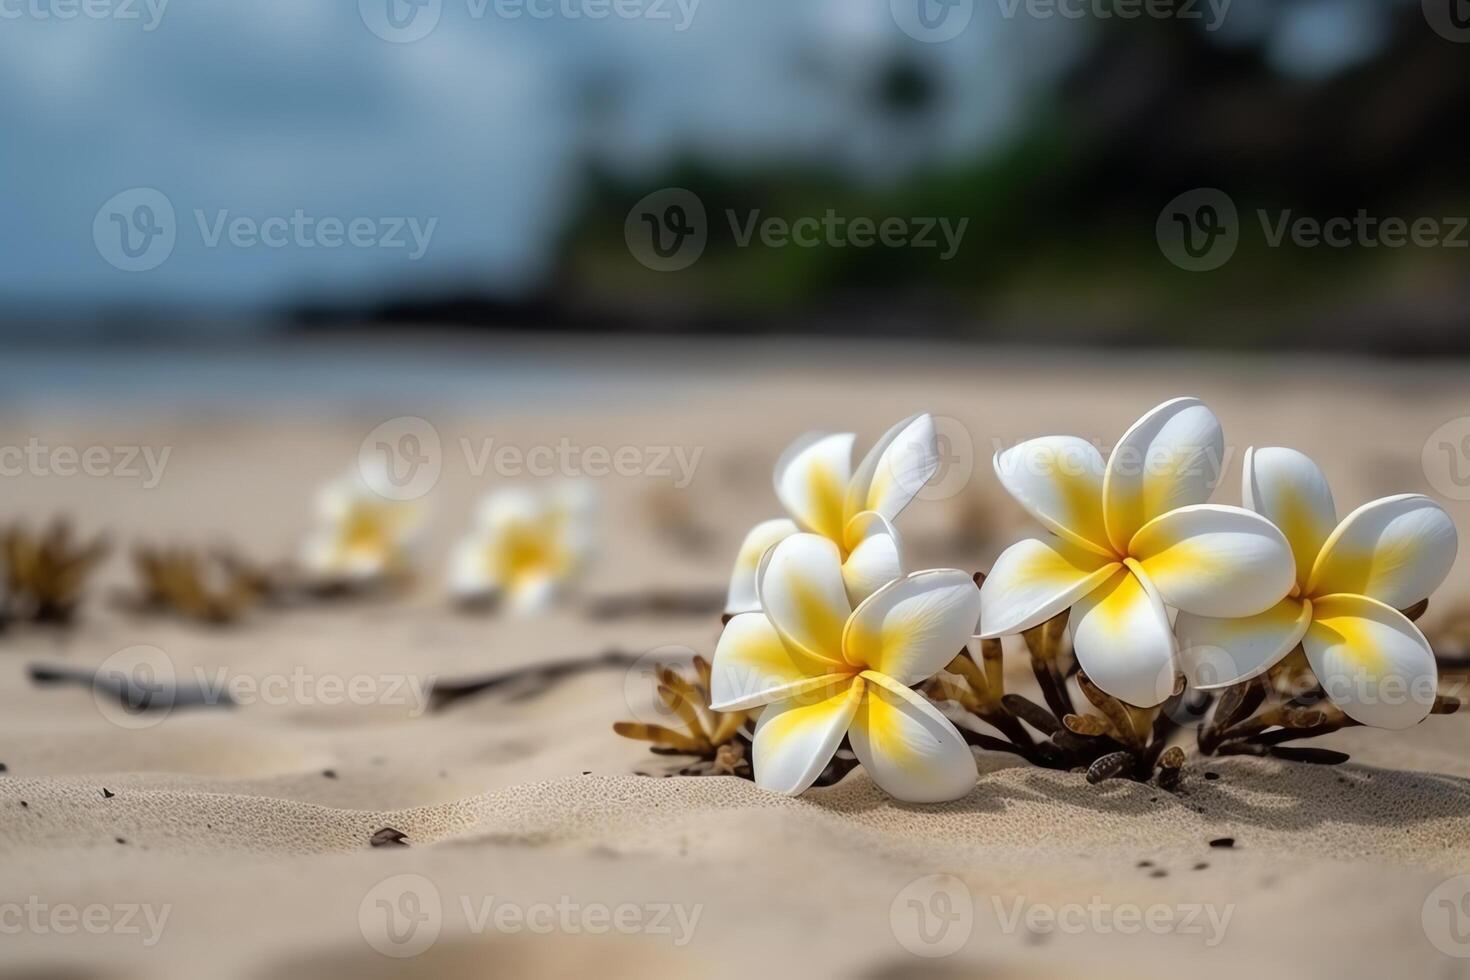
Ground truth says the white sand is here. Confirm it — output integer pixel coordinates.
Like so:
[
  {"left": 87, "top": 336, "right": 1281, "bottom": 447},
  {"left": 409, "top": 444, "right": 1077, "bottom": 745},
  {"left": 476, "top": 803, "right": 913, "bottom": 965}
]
[{"left": 2, "top": 341, "right": 1468, "bottom": 978}]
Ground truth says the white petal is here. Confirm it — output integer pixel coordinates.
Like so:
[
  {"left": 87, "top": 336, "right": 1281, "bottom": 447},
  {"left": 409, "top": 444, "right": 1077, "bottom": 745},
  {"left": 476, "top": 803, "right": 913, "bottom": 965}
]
[
  {"left": 1071, "top": 564, "right": 1178, "bottom": 707},
  {"left": 849, "top": 673, "right": 977, "bottom": 803},
  {"left": 710, "top": 613, "right": 851, "bottom": 711},
  {"left": 1243, "top": 446, "right": 1336, "bottom": 588},
  {"left": 1102, "top": 397, "right": 1225, "bottom": 554},
  {"left": 755, "top": 533, "right": 852, "bottom": 663},
  {"left": 843, "top": 569, "right": 982, "bottom": 685},
  {"left": 751, "top": 680, "right": 863, "bottom": 795},
  {"left": 506, "top": 574, "right": 557, "bottom": 615},
  {"left": 844, "top": 414, "right": 938, "bottom": 525},
  {"left": 773, "top": 432, "right": 855, "bottom": 542},
  {"left": 840, "top": 511, "right": 904, "bottom": 607},
  {"left": 978, "top": 535, "right": 1119, "bottom": 638},
  {"left": 992, "top": 436, "right": 1112, "bottom": 556},
  {"left": 724, "top": 519, "right": 799, "bottom": 614},
  {"left": 1303, "top": 593, "right": 1438, "bottom": 730},
  {"left": 477, "top": 487, "right": 540, "bottom": 530},
  {"left": 1175, "top": 597, "right": 1313, "bottom": 689},
  {"left": 1307, "top": 494, "right": 1458, "bottom": 610},
  {"left": 1129, "top": 504, "right": 1296, "bottom": 618},
  {"left": 448, "top": 536, "right": 495, "bottom": 598}
]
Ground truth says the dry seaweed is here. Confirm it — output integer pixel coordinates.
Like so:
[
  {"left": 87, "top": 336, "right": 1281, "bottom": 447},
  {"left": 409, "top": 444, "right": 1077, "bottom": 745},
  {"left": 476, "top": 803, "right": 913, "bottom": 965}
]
[
  {"left": 614, "top": 656, "right": 759, "bottom": 779},
  {"left": 2, "top": 519, "right": 110, "bottom": 626},
  {"left": 925, "top": 593, "right": 1186, "bottom": 786}
]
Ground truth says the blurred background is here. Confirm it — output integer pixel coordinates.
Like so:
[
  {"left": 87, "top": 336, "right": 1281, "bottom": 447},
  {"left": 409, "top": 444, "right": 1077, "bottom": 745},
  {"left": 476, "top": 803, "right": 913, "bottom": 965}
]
[{"left": 3, "top": 0, "right": 1468, "bottom": 354}]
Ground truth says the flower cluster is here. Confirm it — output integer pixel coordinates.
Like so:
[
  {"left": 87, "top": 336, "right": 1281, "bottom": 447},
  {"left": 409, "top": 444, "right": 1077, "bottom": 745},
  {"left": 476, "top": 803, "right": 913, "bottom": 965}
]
[{"left": 711, "top": 400, "right": 1459, "bottom": 802}]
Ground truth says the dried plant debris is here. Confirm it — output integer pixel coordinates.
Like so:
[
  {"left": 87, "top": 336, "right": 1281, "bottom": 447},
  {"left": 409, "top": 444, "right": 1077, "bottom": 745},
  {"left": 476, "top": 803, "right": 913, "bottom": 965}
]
[
  {"left": 29, "top": 661, "right": 235, "bottom": 713},
  {"left": 1429, "top": 601, "right": 1470, "bottom": 671},
  {"left": 926, "top": 601, "right": 1186, "bottom": 787},
  {"left": 2, "top": 519, "right": 110, "bottom": 626},
  {"left": 370, "top": 827, "right": 409, "bottom": 848},
  {"left": 124, "top": 543, "right": 281, "bottom": 624},
  {"left": 585, "top": 588, "right": 726, "bottom": 621},
  {"left": 1196, "top": 638, "right": 1461, "bottom": 765},
  {"left": 615, "top": 656, "right": 781, "bottom": 781},
  {"left": 643, "top": 486, "right": 716, "bottom": 556},
  {"left": 429, "top": 649, "right": 639, "bottom": 713}
]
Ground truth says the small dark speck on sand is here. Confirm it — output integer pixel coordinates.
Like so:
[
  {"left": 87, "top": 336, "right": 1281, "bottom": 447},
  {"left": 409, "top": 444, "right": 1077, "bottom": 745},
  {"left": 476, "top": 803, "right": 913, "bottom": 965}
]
[
  {"left": 322, "top": 770, "right": 337, "bottom": 779},
  {"left": 1193, "top": 862, "right": 1209, "bottom": 870},
  {"left": 0, "top": 762, "right": 8, "bottom": 773},
  {"left": 20, "top": 801, "right": 28, "bottom": 808},
  {"left": 101, "top": 788, "right": 115, "bottom": 799},
  {"left": 1137, "top": 860, "right": 1153, "bottom": 868},
  {"left": 115, "top": 837, "right": 126, "bottom": 845},
  {"left": 1209, "top": 837, "right": 1236, "bottom": 849},
  {"left": 1149, "top": 869, "right": 1167, "bottom": 878},
  {"left": 1204, "top": 772, "right": 1220, "bottom": 781},
  {"left": 371, "top": 827, "right": 409, "bottom": 848}
]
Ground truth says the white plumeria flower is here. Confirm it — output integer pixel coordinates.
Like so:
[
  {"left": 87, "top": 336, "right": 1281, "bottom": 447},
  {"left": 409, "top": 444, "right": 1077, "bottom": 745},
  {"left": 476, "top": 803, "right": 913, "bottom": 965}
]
[
  {"left": 710, "top": 533, "right": 981, "bottom": 802},
  {"left": 448, "top": 483, "right": 595, "bottom": 614},
  {"left": 725, "top": 414, "right": 941, "bottom": 616},
  {"left": 301, "top": 466, "right": 425, "bottom": 582},
  {"left": 1176, "top": 447, "right": 1458, "bottom": 729},
  {"left": 978, "top": 397, "right": 1297, "bottom": 707}
]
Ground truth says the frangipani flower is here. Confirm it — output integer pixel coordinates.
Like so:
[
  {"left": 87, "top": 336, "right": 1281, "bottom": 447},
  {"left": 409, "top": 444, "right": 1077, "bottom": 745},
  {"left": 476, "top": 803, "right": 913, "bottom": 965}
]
[
  {"left": 1176, "top": 447, "right": 1458, "bottom": 729},
  {"left": 725, "top": 414, "right": 940, "bottom": 616},
  {"left": 301, "top": 467, "right": 424, "bottom": 582},
  {"left": 710, "top": 533, "right": 981, "bottom": 802},
  {"left": 978, "top": 397, "right": 1297, "bottom": 707},
  {"left": 448, "top": 483, "right": 594, "bottom": 614}
]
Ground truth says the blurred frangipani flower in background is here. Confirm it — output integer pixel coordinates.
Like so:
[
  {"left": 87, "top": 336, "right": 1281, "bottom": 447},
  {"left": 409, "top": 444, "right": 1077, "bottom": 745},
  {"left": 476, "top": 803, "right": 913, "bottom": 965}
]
[
  {"left": 301, "top": 462, "right": 426, "bottom": 586},
  {"left": 449, "top": 481, "right": 596, "bottom": 614},
  {"left": 1177, "top": 447, "right": 1458, "bottom": 729},
  {"left": 724, "top": 413, "right": 940, "bottom": 615}
]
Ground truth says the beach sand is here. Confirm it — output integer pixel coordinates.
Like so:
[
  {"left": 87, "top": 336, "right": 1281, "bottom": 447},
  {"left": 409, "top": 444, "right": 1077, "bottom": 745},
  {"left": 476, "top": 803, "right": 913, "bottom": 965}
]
[{"left": 2, "top": 340, "right": 1468, "bottom": 978}]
